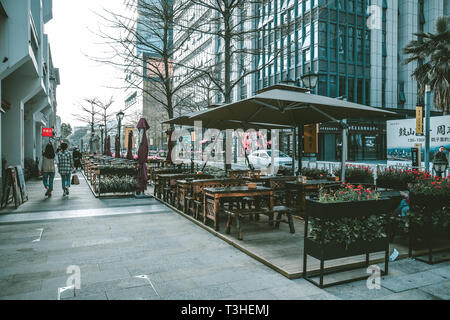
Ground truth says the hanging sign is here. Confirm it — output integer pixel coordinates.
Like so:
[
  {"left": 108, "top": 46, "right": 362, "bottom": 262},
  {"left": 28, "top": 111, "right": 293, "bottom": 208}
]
[
  {"left": 416, "top": 106, "right": 423, "bottom": 136},
  {"left": 42, "top": 128, "right": 53, "bottom": 137}
]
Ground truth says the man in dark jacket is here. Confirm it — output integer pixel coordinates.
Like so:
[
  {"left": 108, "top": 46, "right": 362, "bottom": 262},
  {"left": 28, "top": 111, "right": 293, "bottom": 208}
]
[
  {"left": 433, "top": 146, "right": 448, "bottom": 177},
  {"left": 72, "top": 147, "right": 82, "bottom": 171}
]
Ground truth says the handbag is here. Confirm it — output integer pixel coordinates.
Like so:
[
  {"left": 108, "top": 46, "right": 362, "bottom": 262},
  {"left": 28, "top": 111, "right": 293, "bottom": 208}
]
[{"left": 71, "top": 174, "right": 80, "bottom": 185}]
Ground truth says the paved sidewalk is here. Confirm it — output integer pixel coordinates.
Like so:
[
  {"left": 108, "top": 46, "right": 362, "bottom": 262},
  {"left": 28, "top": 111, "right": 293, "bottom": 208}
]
[{"left": 0, "top": 175, "right": 448, "bottom": 300}]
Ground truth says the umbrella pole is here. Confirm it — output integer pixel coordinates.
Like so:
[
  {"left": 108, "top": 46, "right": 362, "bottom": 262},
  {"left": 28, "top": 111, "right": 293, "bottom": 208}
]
[
  {"left": 292, "top": 128, "right": 296, "bottom": 176},
  {"left": 341, "top": 120, "right": 348, "bottom": 182},
  {"left": 297, "top": 126, "right": 303, "bottom": 176},
  {"left": 201, "top": 136, "right": 221, "bottom": 172}
]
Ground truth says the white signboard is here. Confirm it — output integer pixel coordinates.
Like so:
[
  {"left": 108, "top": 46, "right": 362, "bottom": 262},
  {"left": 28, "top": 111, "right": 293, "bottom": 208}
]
[{"left": 387, "top": 115, "right": 450, "bottom": 166}]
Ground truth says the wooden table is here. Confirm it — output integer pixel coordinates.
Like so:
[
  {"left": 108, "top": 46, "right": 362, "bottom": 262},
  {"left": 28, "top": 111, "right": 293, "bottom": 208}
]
[
  {"left": 203, "top": 186, "right": 274, "bottom": 231},
  {"left": 244, "top": 175, "right": 296, "bottom": 187},
  {"left": 285, "top": 180, "right": 342, "bottom": 213}
]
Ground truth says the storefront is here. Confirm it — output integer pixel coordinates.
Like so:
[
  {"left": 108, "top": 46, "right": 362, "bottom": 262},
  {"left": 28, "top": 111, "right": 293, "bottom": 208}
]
[{"left": 318, "top": 120, "right": 386, "bottom": 162}]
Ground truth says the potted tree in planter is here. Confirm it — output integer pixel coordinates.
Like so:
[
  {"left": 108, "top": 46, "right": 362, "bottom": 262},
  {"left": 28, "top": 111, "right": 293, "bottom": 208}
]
[{"left": 303, "top": 183, "right": 394, "bottom": 288}]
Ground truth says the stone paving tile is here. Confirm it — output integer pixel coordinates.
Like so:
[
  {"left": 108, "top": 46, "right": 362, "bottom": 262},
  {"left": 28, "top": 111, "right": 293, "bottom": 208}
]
[
  {"left": 63, "top": 292, "right": 108, "bottom": 300},
  {"left": 219, "top": 289, "right": 278, "bottom": 300},
  {"left": 0, "top": 287, "right": 58, "bottom": 300},
  {"left": 380, "top": 270, "right": 445, "bottom": 293},
  {"left": 266, "top": 283, "right": 323, "bottom": 300},
  {"left": 0, "top": 278, "right": 43, "bottom": 298},
  {"left": 428, "top": 265, "right": 450, "bottom": 279},
  {"left": 304, "top": 292, "right": 341, "bottom": 300},
  {"left": 152, "top": 278, "right": 199, "bottom": 297},
  {"left": 227, "top": 276, "right": 286, "bottom": 294},
  {"left": 105, "top": 286, "right": 160, "bottom": 300},
  {"left": 419, "top": 281, "right": 450, "bottom": 300},
  {"left": 162, "top": 283, "right": 237, "bottom": 300},
  {"left": 324, "top": 279, "right": 394, "bottom": 300},
  {"left": 376, "top": 288, "right": 441, "bottom": 300},
  {"left": 79, "top": 268, "right": 132, "bottom": 285}
]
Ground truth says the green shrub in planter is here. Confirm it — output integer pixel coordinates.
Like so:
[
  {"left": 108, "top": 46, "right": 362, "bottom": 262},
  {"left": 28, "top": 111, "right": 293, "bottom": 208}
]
[
  {"left": 301, "top": 167, "right": 331, "bottom": 179},
  {"left": 99, "top": 175, "right": 136, "bottom": 194},
  {"left": 98, "top": 165, "right": 136, "bottom": 177},
  {"left": 376, "top": 168, "right": 419, "bottom": 190},
  {"left": 333, "top": 166, "right": 373, "bottom": 183}
]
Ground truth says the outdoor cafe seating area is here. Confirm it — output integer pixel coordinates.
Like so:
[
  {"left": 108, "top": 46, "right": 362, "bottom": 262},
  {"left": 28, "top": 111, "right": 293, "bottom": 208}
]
[{"left": 146, "top": 159, "right": 449, "bottom": 287}]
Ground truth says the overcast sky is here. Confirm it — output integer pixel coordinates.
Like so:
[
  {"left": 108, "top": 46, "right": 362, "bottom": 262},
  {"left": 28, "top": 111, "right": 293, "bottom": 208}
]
[{"left": 45, "top": 0, "right": 128, "bottom": 128}]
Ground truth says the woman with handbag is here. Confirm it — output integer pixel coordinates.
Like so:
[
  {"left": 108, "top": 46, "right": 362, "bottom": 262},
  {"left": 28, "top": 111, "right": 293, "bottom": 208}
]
[{"left": 39, "top": 143, "right": 57, "bottom": 197}]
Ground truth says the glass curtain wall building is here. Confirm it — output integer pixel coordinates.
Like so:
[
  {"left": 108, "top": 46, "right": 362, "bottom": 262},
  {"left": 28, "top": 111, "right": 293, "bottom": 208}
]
[{"left": 172, "top": 0, "right": 449, "bottom": 162}]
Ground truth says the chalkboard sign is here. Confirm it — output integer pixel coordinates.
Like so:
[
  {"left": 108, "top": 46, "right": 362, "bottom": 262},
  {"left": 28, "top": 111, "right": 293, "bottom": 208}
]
[
  {"left": 411, "top": 147, "right": 419, "bottom": 168},
  {"left": 15, "top": 165, "right": 28, "bottom": 203},
  {"left": 1, "top": 167, "right": 21, "bottom": 208}
]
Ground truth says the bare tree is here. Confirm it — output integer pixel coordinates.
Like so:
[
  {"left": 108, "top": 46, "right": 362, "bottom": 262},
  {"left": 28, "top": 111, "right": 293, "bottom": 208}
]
[
  {"left": 91, "top": 96, "right": 116, "bottom": 135},
  {"left": 175, "top": 0, "right": 292, "bottom": 104},
  {"left": 72, "top": 98, "right": 101, "bottom": 153},
  {"left": 89, "top": 0, "right": 202, "bottom": 126}
]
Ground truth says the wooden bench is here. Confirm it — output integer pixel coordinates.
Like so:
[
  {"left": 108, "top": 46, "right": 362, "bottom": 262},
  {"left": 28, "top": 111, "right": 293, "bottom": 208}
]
[{"left": 224, "top": 206, "right": 296, "bottom": 240}]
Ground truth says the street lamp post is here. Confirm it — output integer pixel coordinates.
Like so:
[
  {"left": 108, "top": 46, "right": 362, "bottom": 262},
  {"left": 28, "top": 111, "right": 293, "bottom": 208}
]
[
  {"left": 424, "top": 85, "right": 431, "bottom": 173},
  {"left": 298, "top": 72, "right": 319, "bottom": 176},
  {"left": 116, "top": 110, "right": 125, "bottom": 156}
]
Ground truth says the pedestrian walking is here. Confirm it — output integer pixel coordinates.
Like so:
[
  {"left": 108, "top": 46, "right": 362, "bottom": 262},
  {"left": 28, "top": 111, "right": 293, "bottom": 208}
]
[
  {"left": 432, "top": 146, "right": 449, "bottom": 178},
  {"left": 72, "top": 147, "right": 82, "bottom": 171},
  {"left": 39, "top": 143, "right": 57, "bottom": 197},
  {"left": 57, "top": 142, "right": 74, "bottom": 197}
]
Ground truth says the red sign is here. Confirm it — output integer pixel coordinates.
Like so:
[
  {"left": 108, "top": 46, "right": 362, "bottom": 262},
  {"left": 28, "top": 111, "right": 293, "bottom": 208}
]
[{"left": 42, "top": 128, "right": 53, "bottom": 137}]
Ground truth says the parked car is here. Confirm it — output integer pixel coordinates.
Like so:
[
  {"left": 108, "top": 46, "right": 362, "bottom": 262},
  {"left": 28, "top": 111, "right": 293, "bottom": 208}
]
[{"left": 247, "top": 150, "right": 293, "bottom": 168}]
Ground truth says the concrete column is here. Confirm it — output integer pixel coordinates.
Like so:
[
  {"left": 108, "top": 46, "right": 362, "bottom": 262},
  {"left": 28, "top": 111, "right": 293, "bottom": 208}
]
[
  {"left": 1, "top": 73, "right": 42, "bottom": 168},
  {"left": 35, "top": 121, "right": 43, "bottom": 159},
  {"left": 24, "top": 113, "right": 36, "bottom": 160}
]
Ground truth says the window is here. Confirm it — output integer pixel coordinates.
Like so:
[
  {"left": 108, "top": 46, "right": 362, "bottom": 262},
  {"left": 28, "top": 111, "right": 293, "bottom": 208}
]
[
  {"left": 348, "top": 78, "right": 355, "bottom": 102},
  {"left": 348, "top": 27, "right": 355, "bottom": 62}
]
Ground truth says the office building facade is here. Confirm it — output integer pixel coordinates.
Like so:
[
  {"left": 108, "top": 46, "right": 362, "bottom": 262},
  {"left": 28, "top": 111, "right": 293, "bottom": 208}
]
[{"left": 173, "top": 0, "right": 448, "bottom": 162}]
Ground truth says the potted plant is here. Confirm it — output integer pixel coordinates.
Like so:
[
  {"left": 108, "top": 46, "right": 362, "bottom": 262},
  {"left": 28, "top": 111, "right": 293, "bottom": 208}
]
[
  {"left": 408, "top": 176, "right": 450, "bottom": 241},
  {"left": 303, "top": 183, "right": 393, "bottom": 287}
]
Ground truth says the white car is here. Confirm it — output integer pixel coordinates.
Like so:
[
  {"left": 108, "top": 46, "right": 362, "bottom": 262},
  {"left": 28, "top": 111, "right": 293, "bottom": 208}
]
[{"left": 247, "top": 150, "right": 293, "bottom": 168}]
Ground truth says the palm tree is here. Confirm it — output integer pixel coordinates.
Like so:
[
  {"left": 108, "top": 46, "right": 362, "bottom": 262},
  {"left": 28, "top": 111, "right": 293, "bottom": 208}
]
[{"left": 403, "top": 17, "right": 450, "bottom": 115}]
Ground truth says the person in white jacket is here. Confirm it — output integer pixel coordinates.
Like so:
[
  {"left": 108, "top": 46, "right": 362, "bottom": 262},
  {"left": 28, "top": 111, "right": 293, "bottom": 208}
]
[{"left": 39, "top": 143, "right": 58, "bottom": 197}]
